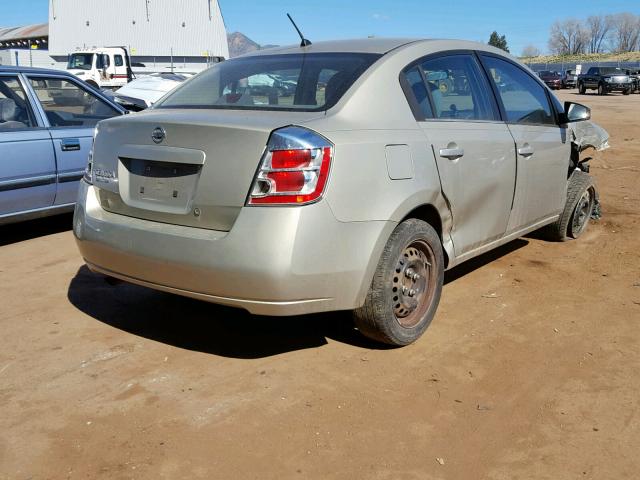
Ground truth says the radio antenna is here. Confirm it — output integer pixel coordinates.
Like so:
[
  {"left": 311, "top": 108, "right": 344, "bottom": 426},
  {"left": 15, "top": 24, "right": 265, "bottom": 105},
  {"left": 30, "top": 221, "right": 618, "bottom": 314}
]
[{"left": 287, "top": 13, "right": 312, "bottom": 47}]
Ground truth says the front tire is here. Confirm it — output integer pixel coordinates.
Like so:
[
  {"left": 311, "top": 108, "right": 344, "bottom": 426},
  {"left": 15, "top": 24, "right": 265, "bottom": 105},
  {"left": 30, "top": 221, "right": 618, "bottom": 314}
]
[
  {"left": 543, "top": 171, "right": 596, "bottom": 241},
  {"left": 353, "top": 219, "right": 444, "bottom": 346},
  {"left": 623, "top": 88, "right": 631, "bottom": 95},
  {"left": 598, "top": 83, "right": 606, "bottom": 95}
]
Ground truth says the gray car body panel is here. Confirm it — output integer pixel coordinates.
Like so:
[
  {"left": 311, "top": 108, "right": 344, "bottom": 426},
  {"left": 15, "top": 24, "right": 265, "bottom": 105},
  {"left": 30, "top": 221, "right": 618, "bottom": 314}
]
[{"left": 74, "top": 38, "right": 592, "bottom": 314}]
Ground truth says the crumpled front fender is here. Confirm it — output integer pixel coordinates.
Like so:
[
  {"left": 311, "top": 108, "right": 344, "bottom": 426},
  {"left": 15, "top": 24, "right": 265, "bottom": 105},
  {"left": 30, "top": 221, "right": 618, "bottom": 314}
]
[{"left": 569, "top": 121, "right": 610, "bottom": 153}]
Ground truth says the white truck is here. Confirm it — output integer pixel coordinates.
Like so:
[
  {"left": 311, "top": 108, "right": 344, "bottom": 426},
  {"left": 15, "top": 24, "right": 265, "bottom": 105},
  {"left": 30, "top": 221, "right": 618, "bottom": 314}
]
[{"left": 66, "top": 46, "right": 133, "bottom": 89}]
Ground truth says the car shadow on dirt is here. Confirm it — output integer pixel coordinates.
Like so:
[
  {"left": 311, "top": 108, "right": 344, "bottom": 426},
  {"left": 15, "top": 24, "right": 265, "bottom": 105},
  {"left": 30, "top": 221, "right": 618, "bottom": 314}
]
[
  {"left": 67, "top": 265, "right": 387, "bottom": 358},
  {"left": 0, "top": 213, "right": 73, "bottom": 247},
  {"left": 67, "top": 239, "right": 529, "bottom": 359}
]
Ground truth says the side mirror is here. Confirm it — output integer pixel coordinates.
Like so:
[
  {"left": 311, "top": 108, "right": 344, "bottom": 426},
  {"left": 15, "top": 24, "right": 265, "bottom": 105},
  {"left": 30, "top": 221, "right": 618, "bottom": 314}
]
[{"left": 561, "top": 101, "right": 590, "bottom": 123}]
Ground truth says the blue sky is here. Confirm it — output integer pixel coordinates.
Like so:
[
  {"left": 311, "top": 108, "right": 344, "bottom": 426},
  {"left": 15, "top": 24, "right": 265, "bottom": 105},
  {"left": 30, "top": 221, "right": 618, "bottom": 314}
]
[{"left": 2, "top": 0, "right": 639, "bottom": 55}]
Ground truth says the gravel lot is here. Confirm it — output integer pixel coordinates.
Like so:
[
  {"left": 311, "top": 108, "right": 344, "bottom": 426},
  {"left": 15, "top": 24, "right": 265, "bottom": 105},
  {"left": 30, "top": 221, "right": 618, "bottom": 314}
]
[{"left": 1, "top": 90, "right": 638, "bottom": 480}]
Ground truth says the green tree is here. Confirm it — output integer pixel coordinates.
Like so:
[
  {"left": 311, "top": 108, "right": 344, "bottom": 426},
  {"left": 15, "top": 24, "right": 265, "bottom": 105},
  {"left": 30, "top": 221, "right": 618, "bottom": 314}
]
[{"left": 488, "top": 31, "right": 510, "bottom": 52}]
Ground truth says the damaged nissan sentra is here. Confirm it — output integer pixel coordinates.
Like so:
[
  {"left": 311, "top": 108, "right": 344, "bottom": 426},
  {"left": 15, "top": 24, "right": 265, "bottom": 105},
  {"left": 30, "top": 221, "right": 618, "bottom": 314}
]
[{"left": 73, "top": 38, "right": 609, "bottom": 346}]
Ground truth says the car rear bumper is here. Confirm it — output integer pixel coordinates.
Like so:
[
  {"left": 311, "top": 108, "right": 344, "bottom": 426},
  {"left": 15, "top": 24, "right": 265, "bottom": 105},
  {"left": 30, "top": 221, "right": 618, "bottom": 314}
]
[{"left": 73, "top": 181, "right": 394, "bottom": 316}]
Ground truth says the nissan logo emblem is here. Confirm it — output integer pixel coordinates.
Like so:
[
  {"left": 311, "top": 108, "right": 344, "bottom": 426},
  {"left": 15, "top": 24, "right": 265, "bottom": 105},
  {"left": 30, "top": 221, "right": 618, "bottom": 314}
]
[{"left": 151, "top": 127, "right": 166, "bottom": 144}]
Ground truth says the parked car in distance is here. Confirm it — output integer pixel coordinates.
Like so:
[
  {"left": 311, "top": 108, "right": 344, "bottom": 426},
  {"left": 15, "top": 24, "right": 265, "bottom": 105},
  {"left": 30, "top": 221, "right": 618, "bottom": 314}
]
[
  {"left": 74, "top": 38, "right": 601, "bottom": 346},
  {"left": 628, "top": 70, "right": 640, "bottom": 93},
  {"left": 561, "top": 69, "right": 577, "bottom": 88},
  {"left": 0, "top": 66, "right": 126, "bottom": 225},
  {"left": 107, "top": 72, "right": 192, "bottom": 111},
  {"left": 578, "top": 66, "right": 633, "bottom": 95},
  {"left": 537, "top": 70, "right": 562, "bottom": 89}
]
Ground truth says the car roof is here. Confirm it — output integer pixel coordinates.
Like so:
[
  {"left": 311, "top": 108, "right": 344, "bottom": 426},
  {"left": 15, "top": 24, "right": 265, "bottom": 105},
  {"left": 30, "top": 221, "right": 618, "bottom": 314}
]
[
  {"left": 237, "top": 37, "right": 521, "bottom": 62},
  {"left": 0, "top": 65, "right": 70, "bottom": 76},
  {"left": 238, "top": 38, "right": 424, "bottom": 57}
]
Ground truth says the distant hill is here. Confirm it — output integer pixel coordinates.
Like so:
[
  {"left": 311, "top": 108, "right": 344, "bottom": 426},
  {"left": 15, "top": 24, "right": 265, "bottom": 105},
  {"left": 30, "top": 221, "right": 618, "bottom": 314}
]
[{"left": 227, "top": 32, "right": 279, "bottom": 58}]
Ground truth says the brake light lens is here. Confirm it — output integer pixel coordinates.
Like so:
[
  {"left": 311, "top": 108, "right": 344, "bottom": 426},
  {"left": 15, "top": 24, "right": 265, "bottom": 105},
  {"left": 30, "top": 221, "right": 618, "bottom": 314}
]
[{"left": 248, "top": 126, "right": 333, "bottom": 205}]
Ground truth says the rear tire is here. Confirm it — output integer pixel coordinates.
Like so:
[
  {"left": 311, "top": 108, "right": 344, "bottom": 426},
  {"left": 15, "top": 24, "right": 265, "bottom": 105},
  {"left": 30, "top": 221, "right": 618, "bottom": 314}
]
[
  {"left": 353, "top": 219, "right": 444, "bottom": 346},
  {"left": 623, "top": 88, "right": 631, "bottom": 95},
  {"left": 543, "top": 170, "right": 596, "bottom": 241},
  {"left": 578, "top": 82, "right": 586, "bottom": 94},
  {"left": 86, "top": 80, "right": 99, "bottom": 90}
]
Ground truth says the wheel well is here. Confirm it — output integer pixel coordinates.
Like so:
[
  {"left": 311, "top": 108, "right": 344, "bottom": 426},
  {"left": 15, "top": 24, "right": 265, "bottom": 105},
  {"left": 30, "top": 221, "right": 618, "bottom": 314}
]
[{"left": 400, "top": 204, "right": 449, "bottom": 267}]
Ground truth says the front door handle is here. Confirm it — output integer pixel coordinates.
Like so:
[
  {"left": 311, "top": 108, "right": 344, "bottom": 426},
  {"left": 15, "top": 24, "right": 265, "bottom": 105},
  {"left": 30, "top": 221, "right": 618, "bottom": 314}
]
[
  {"left": 517, "top": 143, "right": 535, "bottom": 157},
  {"left": 439, "top": 143, "right": 464, "bottom": 160},
  {"left": 60, "top": 138, "right": 81, "bottom": 151}
]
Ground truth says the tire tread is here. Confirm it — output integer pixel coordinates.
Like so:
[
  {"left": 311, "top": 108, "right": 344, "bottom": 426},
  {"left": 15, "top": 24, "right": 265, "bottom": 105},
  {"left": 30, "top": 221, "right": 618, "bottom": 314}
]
[{"left": 543, "top": 170, "right": 595, "bottom": 241}]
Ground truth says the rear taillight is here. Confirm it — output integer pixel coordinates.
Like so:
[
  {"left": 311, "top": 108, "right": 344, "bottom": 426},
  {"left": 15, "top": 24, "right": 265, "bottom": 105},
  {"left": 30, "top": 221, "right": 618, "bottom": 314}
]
[
  {"left": 247, "top": 126, "right": 333, "bottom": 205},
  {"left": 83, "top": 127, "right": 98, "bottom": 185}
]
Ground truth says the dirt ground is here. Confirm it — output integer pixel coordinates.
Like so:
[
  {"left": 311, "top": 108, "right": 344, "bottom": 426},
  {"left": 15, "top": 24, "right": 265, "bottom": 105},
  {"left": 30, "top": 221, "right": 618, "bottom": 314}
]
[{"left": 1, "top": 90, "right": 639, "bottom": 480}]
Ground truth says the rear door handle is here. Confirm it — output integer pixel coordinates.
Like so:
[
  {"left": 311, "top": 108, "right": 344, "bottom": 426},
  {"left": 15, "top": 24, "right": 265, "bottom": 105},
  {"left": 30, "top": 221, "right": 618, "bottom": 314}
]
[
  {"left": 60, "top": 138, "right": 81, "bottom": 151},
  {"left": 439, "top": 144, "right": 464, "bottom": 160},
  {"left": 517, "top": 143, "right": 535, "bottom": 157}
]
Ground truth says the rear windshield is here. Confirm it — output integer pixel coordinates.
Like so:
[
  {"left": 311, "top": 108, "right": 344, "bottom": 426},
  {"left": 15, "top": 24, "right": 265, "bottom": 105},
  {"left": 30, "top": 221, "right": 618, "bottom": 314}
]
[{"left": 155, "top": 52, "right": 382, "bottom": 112}]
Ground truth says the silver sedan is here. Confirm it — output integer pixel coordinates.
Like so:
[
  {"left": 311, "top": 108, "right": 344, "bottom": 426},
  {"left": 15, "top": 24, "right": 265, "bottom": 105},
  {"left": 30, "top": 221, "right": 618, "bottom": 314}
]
[{"left": 74, "top": 38, "right": 602, "bottom": 345}]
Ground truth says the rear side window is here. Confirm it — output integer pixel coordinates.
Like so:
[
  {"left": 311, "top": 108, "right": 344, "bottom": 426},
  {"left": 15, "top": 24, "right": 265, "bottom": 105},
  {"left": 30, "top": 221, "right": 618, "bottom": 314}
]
[
  {"left": 481, "top": 55, "right": 555, "bottom": 125},
  {"left": 156, "top": 53, "right": 381, "bottom": 112},
  {"left": 417, "top": 54, "right": 498, "bottom": 121},
  {"left": 402, "top": 66, "right": 433, "bottom": 119},
  {"left": 114, "top": 55, "right": 124, "bottom": 67}
]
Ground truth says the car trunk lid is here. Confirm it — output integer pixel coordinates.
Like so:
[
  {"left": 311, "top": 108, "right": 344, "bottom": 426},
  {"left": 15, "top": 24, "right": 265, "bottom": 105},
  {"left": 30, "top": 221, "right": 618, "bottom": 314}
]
[{"left": 92, "top": 108, "right": 324, "bottom": 231}]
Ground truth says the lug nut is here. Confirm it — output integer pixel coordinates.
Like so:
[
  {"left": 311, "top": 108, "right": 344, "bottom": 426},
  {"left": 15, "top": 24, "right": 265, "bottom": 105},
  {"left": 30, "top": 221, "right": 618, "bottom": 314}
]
[
  {"left": 405, "top": 268, "right": 414, "bottom": 278},
  {"left": 402, "top": 286, "right": 408, "bottom": 294},
  {"left": 408, "top": 289, "right": 416, "bottom": 297},
  {"left": 413, "top": 273, "right": 420, "bottom": 281}
]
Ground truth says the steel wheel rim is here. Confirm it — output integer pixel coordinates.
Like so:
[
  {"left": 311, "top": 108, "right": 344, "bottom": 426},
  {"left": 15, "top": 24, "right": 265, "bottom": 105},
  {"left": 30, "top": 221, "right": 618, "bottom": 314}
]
[
  {"left": 572, "top": 188, "right": 593, "bottom": 235},
  {"left": 391, "top": 240, "right": 437, "bottom": 328}
]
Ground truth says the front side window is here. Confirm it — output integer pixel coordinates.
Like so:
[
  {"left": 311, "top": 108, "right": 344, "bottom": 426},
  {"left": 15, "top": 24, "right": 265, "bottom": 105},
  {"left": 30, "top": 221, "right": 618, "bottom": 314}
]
[
  {"left": 481, "top": 56, "right": 555, "bottom": 126},
  {"left": 114, "top": 55, "right": 124, "bottom": 67},
  {"left": 67, "top": 53, "right": 94, "bottom": 71},
  {"left": 156, "top": 53, "right": 381, "bottom": 112},
  {"left": 28, "top": 77, "right": 120, "bottom": 128},
  {"left": 96, "top": 54, "right": 110, "bottom": 69},
  {"left": 0, "top": 76, "right": 35, "bottom": 130},
  {"left": 418, "top": 54, "right": 498, "bottom": 121}
]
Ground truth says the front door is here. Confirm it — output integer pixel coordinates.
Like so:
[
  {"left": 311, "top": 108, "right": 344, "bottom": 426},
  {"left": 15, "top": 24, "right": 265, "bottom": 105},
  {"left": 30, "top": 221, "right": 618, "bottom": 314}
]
[
  {"left": 0, "top": 74, "right": 56, "bottom": 217},
  {"left": 479, "top": 54, "right": 570, "bottom": 233},
  {"left": 407, "top": 53, "right": 516, "bottom": 256}
]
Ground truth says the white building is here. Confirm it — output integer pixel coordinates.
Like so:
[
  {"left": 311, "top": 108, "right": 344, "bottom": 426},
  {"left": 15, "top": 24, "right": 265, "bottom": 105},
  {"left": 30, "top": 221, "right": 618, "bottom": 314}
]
[{"left": 48, "top": 0, "right": 228, "bottom": 69}]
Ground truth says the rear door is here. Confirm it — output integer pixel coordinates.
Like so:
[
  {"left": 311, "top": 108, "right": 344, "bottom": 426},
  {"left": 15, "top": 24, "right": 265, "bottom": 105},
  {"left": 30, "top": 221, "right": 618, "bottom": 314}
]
[
  {"left": 479, "top": 54, "right": 569, "bottom": 232},
  {"left": 112, "top": 53, "right": 129, "bottom": 85},
  {"left": 26, "top": 74, "right": 123, "bottom": 205},
  {"left": 406, "top": 52, "right": 517, "bottom": 256},
  {"left": 0, "top": 73, "right": 56, "bottom": 216}
]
